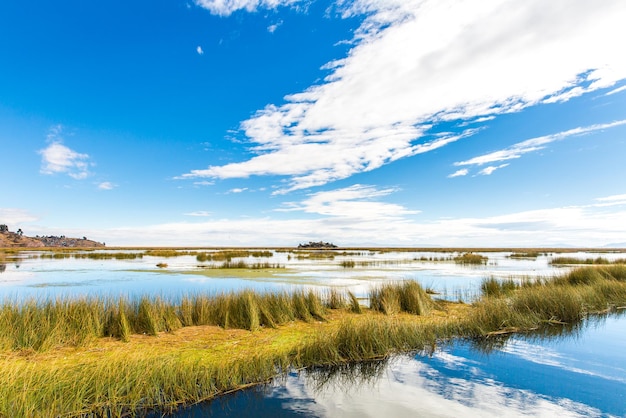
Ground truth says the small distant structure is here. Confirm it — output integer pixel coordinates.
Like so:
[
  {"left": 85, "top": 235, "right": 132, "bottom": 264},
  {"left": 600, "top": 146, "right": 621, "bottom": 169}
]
[
  {"left": 297, "top": 241, "right": 338, "bottom": 249},
  {"left": 0, "top": 224, "right": 8, "bottom": 233}
]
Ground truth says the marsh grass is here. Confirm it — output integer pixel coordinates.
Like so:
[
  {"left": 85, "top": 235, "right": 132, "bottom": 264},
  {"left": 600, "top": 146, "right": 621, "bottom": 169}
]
[
  {"left": 370, "top": 281, "right": 434, "bottom": 315},
  {"left": 213, "top": 261, "right": 284, "bottom": 269},
  {"left": 550, "top": 256, "right": 626, "bottom": 265},
  {"left": 2, "top": 268, "right": 626, "bottom": 416},
  {"left": 454, "top": 252, "right": 488, "bottom": 265},
  {"left": 196, "top": 250, "right": 273, "bottom": 263}
]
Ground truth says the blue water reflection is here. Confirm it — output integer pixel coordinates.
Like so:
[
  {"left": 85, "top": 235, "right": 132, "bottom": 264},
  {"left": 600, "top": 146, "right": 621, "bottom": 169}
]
[{"left": 174, "top": 316, "right": 626, "bottom": 417}]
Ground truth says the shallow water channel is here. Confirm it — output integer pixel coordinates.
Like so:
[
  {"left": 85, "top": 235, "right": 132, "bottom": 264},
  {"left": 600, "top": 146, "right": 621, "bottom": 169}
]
[{"left": 1, "top": 249, "right": 625, "bottom": 416}]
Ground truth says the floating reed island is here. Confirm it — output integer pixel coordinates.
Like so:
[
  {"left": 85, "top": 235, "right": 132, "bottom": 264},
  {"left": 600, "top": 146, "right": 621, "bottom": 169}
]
[{"left": 1, "top": 265, "right": 626, "bottom": 417}]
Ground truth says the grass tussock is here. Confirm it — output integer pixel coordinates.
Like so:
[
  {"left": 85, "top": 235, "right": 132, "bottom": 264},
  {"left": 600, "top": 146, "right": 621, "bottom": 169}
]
[
  {"left": 454, "top": 252, "right": 488, "bottom": 265},
  {"left": 370, "top": 281, "right": 435, "bottom": 316}
]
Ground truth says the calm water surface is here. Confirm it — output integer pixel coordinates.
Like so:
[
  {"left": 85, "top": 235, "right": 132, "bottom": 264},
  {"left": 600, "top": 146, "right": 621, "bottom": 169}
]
[
  {"left": 2, "top": 249, "right": 613, "bottom": 300},
  {"left": 174, "top": 315, "right": 626, "bottom": 418}
]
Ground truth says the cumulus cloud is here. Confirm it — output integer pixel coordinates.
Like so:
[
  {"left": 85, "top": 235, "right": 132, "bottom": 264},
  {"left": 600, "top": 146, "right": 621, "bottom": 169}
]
[
  {"left": 39, "top": 127, "right": 91, "bottom": 179},
  {"left": 455, "top": 119, "right": 626, "bottom": 168},
  {"left": 196, "top": 45, "right": 204, "bottom": 55},
  {"left": 194, "top": 0, "right": 301, "bottom": 16},
  {"left": 182, "top": 0, "right": 626, "bottom": 193}
]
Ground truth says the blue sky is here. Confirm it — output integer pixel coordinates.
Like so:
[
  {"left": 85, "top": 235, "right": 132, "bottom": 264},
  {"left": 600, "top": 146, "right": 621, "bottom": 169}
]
[{"left": 1, "top": 0, "right": 626, "bottom": 247}]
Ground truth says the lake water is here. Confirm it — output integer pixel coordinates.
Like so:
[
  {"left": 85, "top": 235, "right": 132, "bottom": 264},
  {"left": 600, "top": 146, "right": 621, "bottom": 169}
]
[
  {"left": 1, "top": 249, "right": 625, "bottom": 417},
  {"left": 176, "top": 314, "right": 626, "bottom": 418},
  {"left": 3, "top": 249, "right": 619, "bottom": 301}
]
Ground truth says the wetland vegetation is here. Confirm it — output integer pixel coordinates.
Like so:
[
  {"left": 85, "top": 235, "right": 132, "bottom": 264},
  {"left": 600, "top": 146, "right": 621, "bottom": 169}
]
[{"left": 1, "top": 264, "right": 626, "bottom": 417}]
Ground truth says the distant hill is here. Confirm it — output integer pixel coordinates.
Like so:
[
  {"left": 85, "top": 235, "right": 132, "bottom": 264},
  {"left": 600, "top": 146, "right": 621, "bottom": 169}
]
[
  {"left": 604, "top": 242, "right": 626, "bottom": 249},
  {"left": 0, "top": 225, "right": 105, "bottom": 248}
]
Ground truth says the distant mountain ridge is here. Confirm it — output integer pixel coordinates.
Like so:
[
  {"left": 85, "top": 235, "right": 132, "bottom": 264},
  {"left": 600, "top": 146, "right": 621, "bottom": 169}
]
[{"left": 0, "top": 225, "right": 104, "bottom": 248}]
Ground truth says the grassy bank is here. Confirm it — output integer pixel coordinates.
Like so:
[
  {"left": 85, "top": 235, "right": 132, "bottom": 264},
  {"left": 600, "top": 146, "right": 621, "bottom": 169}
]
[{"left": 1, "top": 266, "right": 626, "bottom": 416}]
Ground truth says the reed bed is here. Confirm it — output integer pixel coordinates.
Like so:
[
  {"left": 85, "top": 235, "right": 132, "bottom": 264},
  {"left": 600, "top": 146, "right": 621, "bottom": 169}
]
[
  {"left": 206, "top": 261, "right": 284, "bottom": 269},
  {"left": 453, "top": 252, "right": 488, "bottom": 265},
  {"left": 2, "top": 269, "right": 626, "bottom": 416},
  {"left": 195, "top": 250, "right": 273, "bottom": 262},
  {"left": 550, "top": 256, "right": 626, "bottom": 265}
]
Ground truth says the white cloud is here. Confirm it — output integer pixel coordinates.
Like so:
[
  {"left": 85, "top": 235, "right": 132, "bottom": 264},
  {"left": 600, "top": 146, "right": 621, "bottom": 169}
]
[
  {"left": 267, "top": 20, "right": 283, "bottom": 33},
  {"left": 279, "top": 184, "right": 419, "bottom": 219},
  {"left": 477, "top": 163, "right": 508, "bottom": 176},
  {"left": 228, "top": 187, "right": 248, "bottom": 193},
  {"left": 605, "top": 85, "right": 626, "bottom": 96},
  {"left": 596, "top": 194, "right": 626, "bottom": 203},
  {"left": 39, "top": 127, "right": 92, "bottom": 180},
  {"left": 0, "top": 208, "right": 38, "bottom": 225},
  {"left": 184, "top": 211, "right": 212, "bottom": 217},
  {"left": 194, "top": 0, "right": 301, "bottom": 16},
  {"left": 91, "top": 194, "right": 626, "bottom": 247},
  {"left": 448, "top": 169, "right": 468, "bottom": 178},
  {"left": 196, "top": 45, "right": 204, "bottom": 55},
  {"left": 182, "top": 0, "right": 626, "bottom": 192},
  {"left": 97, "top": 182, "right": 115, "bottom": 190},
  {"left": 456, "top": 120, "right": 626, "bottom": 168}
]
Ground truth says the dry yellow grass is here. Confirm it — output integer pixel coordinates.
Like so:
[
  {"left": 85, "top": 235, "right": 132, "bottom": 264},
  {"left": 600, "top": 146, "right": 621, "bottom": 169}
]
[{"left": 0, "top": 303, "right": 470, "bottom": 417}]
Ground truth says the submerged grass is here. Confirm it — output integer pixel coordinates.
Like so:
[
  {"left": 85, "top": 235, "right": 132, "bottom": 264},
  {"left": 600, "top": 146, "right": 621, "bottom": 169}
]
[{"left": 2, "top": 268, "right": 626, "bottom": 416}]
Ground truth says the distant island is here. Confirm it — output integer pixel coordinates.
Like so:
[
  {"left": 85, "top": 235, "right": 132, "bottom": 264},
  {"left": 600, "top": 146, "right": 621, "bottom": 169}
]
[
  {"left": 297, "top": 241, "right": 338, "bottom": 249},
  {"left": 0, "top": 224, "right": 105, "bottom": 248}
]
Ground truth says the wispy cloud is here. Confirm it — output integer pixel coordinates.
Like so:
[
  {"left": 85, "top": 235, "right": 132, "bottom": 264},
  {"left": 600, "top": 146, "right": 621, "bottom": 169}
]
[
  {"left": 228, "top": 187, "right": 248, "bottom": 193},
  {"left": 97, "top": 182, "right": 116, "bottom": 190},
  {"left": 39, "top": 126, "right": 92, "bottom": 180},
  {"left": 267, "top": 19, "right": 283, "bottom": 33},
  {"left": 604, "top": 85, "right": 626, "bottom": 96},
  {"left": 0, "top": 208, "right": 38, "bottom": 224},
  {"left": 448, "top": 168, "right": 468, "bottom": 178},
  {"left": 477, "top": 164, "right": 509, "bottom": 176},
  {"left": 184, "top": 211, "right": 212, "bottom": 217},
  {"left": 279, "top": 184, "right": 418, "bottom": 220},
  {"left": 194, "top": 0, "right": 300, "bottom": 16},
  {"left": 182, "top": 0, "right": 626, "bottom": 193},
  {"left": 455, "top": 120, "right": 626, "bottom": 169}
]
